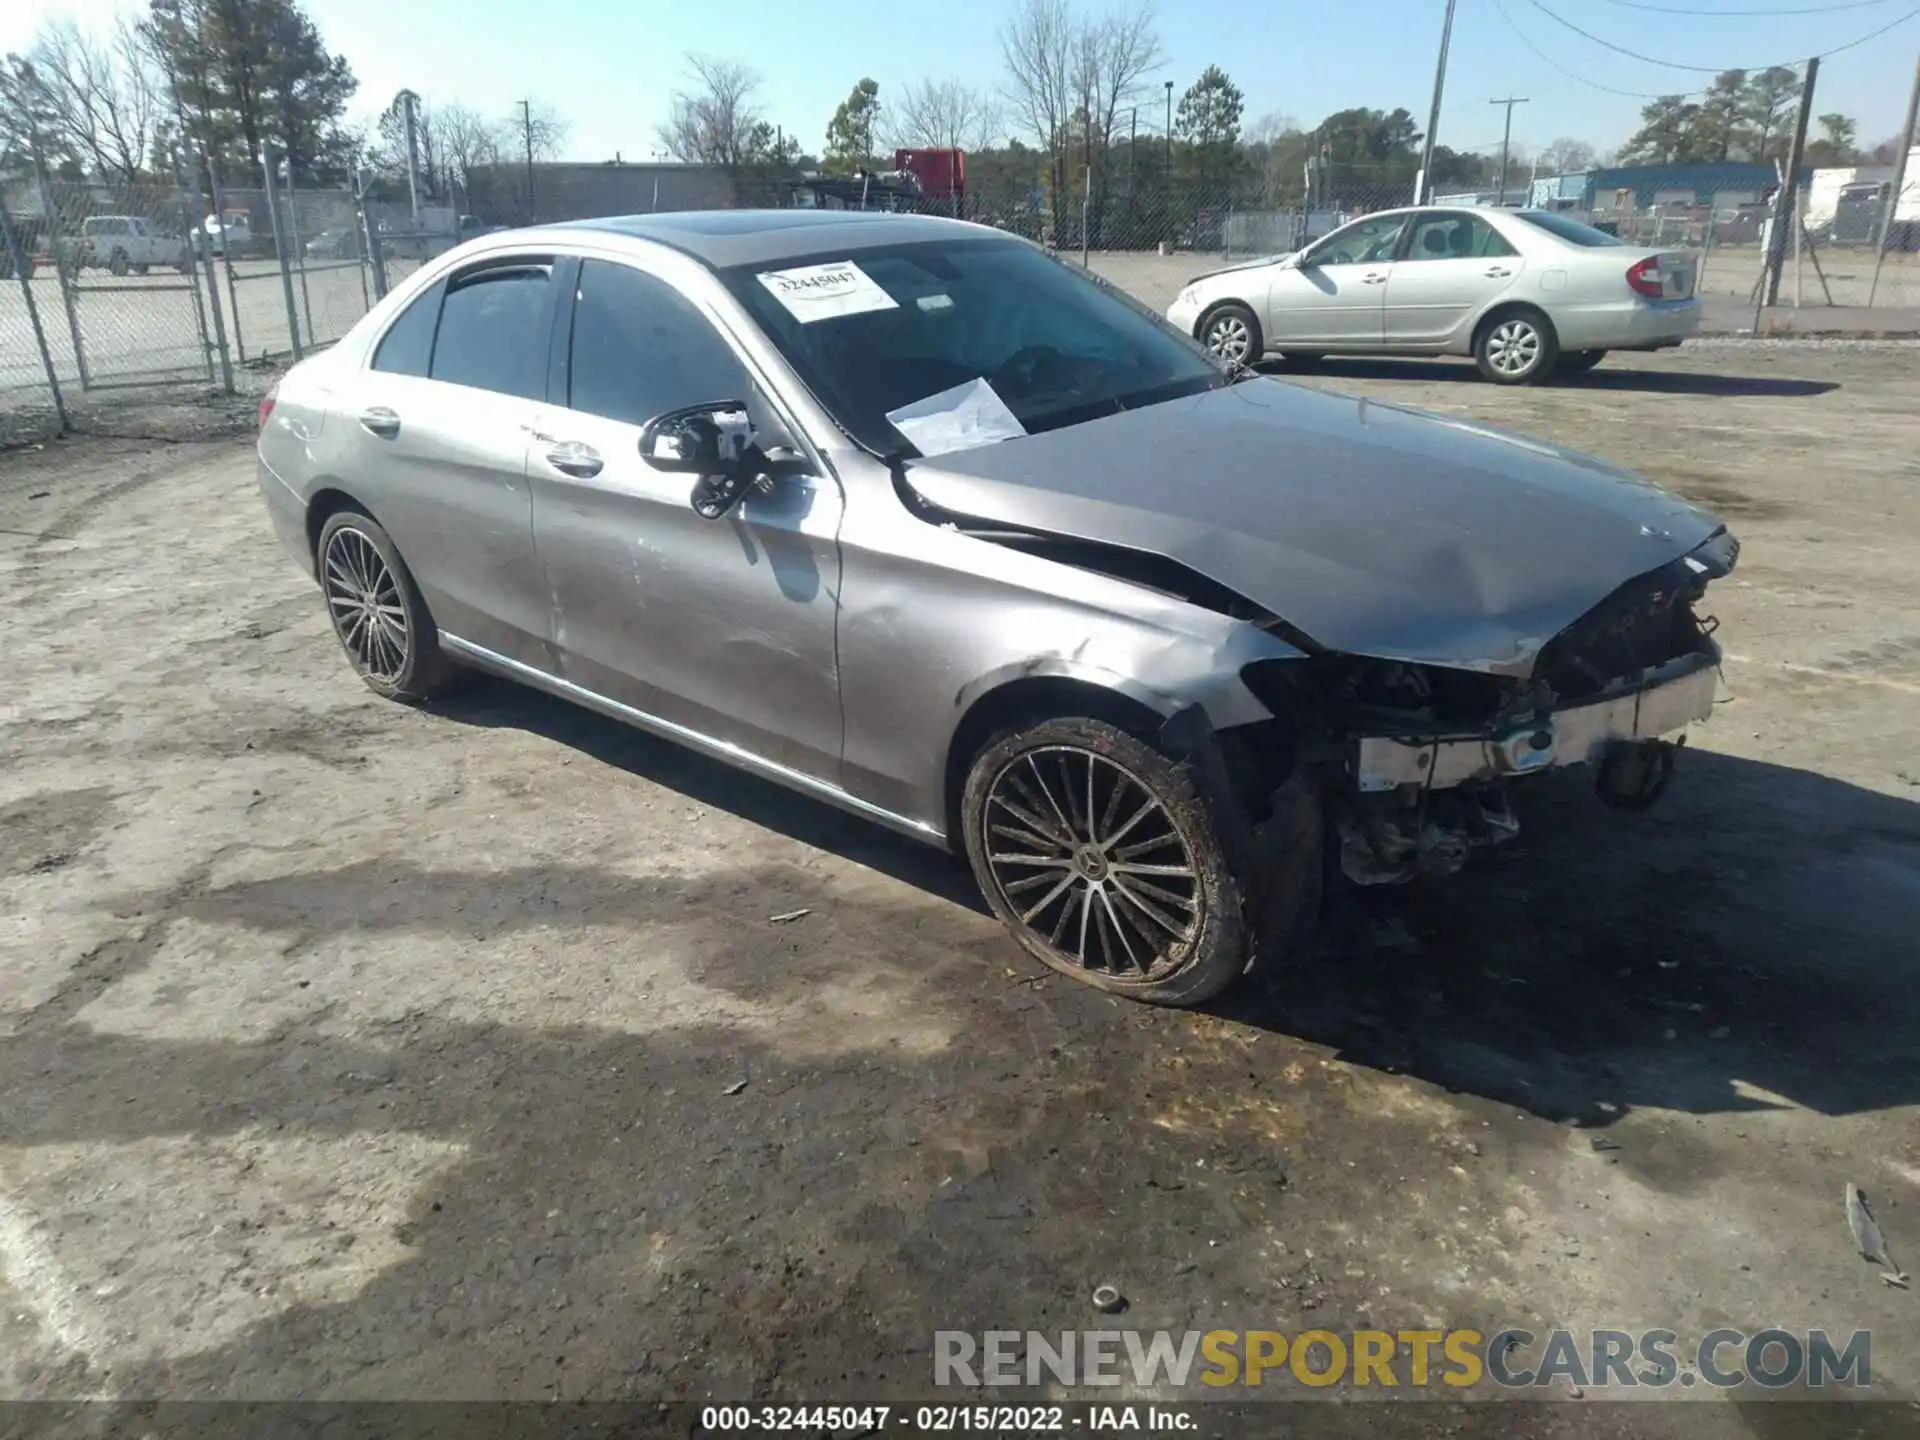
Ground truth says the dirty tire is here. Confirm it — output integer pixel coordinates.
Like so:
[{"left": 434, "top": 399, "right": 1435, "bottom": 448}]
[
  {"left": 315, "top": 509, "right": 459, "bottom": 703},
  {"left": 1199, "top": 302, "right": 1262, "bottom": 366},
  {"left": 962, "top": 716, "right": 1251, "bottom": 1007},
  {"left": 1474, "top": 307, "right": 1558, "bottom": 384},
  {"left": 108, "top": 248, "right": 129, "bottom": 276},
  {"left": 1558, "top": 349, "right": 1606, "bottom": 374}
]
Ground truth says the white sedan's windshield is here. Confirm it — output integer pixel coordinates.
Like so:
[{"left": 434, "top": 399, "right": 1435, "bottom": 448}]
[{"left": 722, "top": 238, "right": 1226, "bottom": 457}]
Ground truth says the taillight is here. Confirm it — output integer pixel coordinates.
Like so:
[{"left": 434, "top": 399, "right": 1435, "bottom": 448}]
[
  {"left": 1626, "top": 257, "right": 1664, "bottom": 298},
  {"left": 258, "top": 382, "right": 278, "bottom": 429}
]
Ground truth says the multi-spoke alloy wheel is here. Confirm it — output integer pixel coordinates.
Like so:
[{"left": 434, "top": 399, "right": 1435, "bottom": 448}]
[
  {"left": 312, "top": 510, "right": 456, "bottom": 701},
  {"left": 1198, "top": 302, "right": 1261, "bottom": 368},
  {"left": 962, "top": 717, "right": 1252, "bottom": 1007},
  {"left": 324, "top": 525, "right": 411, "bottom": 684},
  {"left": 1475, "top": 309, "right": 1558, "bottom": 384},
  {"left": 983, "top": 745, "right": 1200, "bottom": 977}
]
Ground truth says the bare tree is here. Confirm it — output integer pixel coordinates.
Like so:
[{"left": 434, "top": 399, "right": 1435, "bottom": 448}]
[
  {"left": 999, "top": 0, "right": 1076, "bottom": 210},
  {"left": 1001, "top": 0, "right": 1162, "bottom": 242},
  {"left": 437, "top": 99, "right": 501, "bottom": 197},
  {"left": 21, "top": 17, "right": 163, "bottom": 182},
  {"left": 887, "top": 78, "right": 1002, "bottom": 151},
  {"left": 659, "top": 55, "right": 764, "bottom": 167}
]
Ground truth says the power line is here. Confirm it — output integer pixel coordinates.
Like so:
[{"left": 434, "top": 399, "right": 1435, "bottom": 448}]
[
  {"left": 1595, "top": 0, "right": 1895, "bottom": 14},
  {"left": 1523, "top": 0, "right": 1920, "bottom": 73},
  {"left": 1491, "top": 0, "right": 1723, "bottom": 97}
]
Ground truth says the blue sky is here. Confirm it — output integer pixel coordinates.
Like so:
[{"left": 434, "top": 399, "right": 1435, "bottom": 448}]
[{"left": 9, "top": 0, "right": 1920, "bottom": 163}]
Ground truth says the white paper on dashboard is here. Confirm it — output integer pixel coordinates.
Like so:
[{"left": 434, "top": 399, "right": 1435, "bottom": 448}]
[
  {"left": 756, "top": 260, "right": 899, "bottom": 323},
  {"left": 885, "top": 378, "right": 1028, "bottom": 458}
]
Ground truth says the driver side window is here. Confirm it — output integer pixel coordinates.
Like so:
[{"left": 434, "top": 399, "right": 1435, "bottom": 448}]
[
  {"left": 1310, "top": 214, "right": 1409, "bottom": 266},
  {"left": 568, "top": 259, "right": 750, "bottom": 427}
]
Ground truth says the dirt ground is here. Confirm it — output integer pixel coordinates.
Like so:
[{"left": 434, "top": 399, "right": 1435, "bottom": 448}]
[{"left": 2, "top": 343, "right": 1918, "bottom": 1432}]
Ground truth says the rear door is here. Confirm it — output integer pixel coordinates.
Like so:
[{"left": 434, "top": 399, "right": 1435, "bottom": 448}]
[
  {"left": 1381, "top": 211, "right": 1526, "bottom": 345},
  {"left": 335, "top": 255, "right": 558, "bottom": 666},
  {"left": 1266, "top": 212, "right": 1408, "bottom": 347}
]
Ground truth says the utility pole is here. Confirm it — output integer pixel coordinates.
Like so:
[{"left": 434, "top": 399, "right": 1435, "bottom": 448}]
[
  {"left": 1868, "top": 51, "right": 1920, "bottom": 306},
  {"left": 1416, "top": 0, "right": 1459, "bottom": 204},
  {"left": 1489, "top": 95, "right": 1529, "bottom": 201},
  {"left": 1764, "top": 58, "right": 1818, "bottom": 307},
  {"left": 518, "top": 99, "right": 537, "bottom": 223}
]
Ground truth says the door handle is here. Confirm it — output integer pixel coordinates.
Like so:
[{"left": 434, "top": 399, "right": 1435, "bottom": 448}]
[
  {"left": 1361, "top": 272, "right": 1389, "bottom": 285},
  {"left": 358, "top": 406, "right": 401, "bottom": 439},
  {"left": 544, "top": 440, "right": 603, "bottom": 478},
  {"left": 1484, "top": 266, "right": 1513, "bottom": 278}
]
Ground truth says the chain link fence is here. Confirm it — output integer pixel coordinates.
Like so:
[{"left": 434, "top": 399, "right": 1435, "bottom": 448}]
[
  {"left": 8, "top": 157, "right": 1918, "bottom": 449},
  {"left": 1, "top": 139, "right": 432, "bottom": 447}
]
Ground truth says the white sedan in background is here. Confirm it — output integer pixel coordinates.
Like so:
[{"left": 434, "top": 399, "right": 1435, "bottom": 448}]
[{"left": 1166, "top": 207, "right": 1701, "bottom": 385}]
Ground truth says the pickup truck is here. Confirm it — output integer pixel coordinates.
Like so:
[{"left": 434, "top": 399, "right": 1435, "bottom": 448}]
[{"left": 66, "top": 216, "right": 190, "bottom": 275}]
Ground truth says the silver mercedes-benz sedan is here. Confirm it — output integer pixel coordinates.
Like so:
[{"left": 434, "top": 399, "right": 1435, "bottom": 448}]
[
  {"left": 256, "top": 209, "right": 1737, "bottom": 1007},
  {"left": 1165, "top": 206, "right": 1701, "bottom": 383}
]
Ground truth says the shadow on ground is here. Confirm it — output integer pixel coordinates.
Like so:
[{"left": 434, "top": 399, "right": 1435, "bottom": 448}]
[
  {"left": 427, "top": 674, "right": 983, "bottom": 913},
  {"left": 422, "top": 676, "right": 1917, "bottom": 1129},
  {"left": 1263, "top": 356, "right": 1841, "bottom": 398}
]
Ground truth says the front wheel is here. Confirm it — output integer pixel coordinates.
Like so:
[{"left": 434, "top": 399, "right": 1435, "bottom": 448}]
[
  {"left": 961, "top": 717, "right": 1251, "bottom": 1007},
  {"left": 1475, "top": 309, "right": 1559, "bottom": 384},
  {"left": 316, "top": 510, "right": 459, "bottom": 702},
  {"left": 1199, "top": 302, "right": 1262, "bottom": 367},
  {"left": 1558, "top": 349, "right": 1606, "bottom": 374}
]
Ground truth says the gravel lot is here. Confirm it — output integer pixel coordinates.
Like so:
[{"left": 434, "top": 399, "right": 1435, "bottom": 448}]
[{"left": 2, "top": 343, "right": 1918, "bottom": 1429}]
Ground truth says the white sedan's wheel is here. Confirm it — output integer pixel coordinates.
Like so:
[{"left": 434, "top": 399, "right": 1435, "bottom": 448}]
[
  {"left": 1475, "top": 310, "right": 1559, "bottom": 385},
  {"left": 1200, "top": 303, "right": 1261, "bottom": 366}
]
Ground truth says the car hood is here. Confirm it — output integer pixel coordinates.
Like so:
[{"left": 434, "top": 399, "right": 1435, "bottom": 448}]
[{"left": 903, "top": 378, "right": 1726, "bottom": 676}]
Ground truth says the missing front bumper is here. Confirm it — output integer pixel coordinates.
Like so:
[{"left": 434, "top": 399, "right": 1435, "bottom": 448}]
[{"left": 1349, "top": 654, "right": 1719, "bottom": 795}]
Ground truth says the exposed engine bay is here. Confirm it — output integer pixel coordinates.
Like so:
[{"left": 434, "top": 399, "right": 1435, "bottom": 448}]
[{"left": 1262, "top": 551, "right": 1730, "bottom": 885}]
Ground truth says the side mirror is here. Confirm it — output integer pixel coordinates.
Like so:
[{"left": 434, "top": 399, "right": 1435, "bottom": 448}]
[
  {"left": 640, "top": 399, "right": 777, "bottom": 521},
  {"left": 640, "top": 400, "right": 751, "bottom": 475}
]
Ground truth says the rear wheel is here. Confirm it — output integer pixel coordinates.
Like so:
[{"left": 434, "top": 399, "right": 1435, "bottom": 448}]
[
  {"left": 1199, "top": 302, "right": 1262, "bottom": 366},
  {"left": 316, "top": 510, "right": 458, "bottom": 702},
  {"left": 1558, "top": 349, "right": 1606, "bottom": 374},
  {"left": 1475, "top": 308, "right": 1558, "bottom": 384},
  {"left": 961, "top": 716, "right": 1251, "bottom": 1008}
]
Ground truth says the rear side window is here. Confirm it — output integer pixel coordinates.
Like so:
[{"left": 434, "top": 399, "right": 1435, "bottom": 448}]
[
  {"left": 1512, "top": 211, "right": 1624, "bottom": 248},
  {"left": 371, "top": 279, "right": 444, "bottom": 376},
  {"left": 567, "top": 259, "right": 749, "bottom": 426},
  {"left": 429, "top": 264, "right": 553, "bottom": 400}
]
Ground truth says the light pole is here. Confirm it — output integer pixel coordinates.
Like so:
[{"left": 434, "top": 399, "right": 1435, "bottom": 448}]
[{"left": 1163, "top": 80, "right": 1174, "bottom": 177}]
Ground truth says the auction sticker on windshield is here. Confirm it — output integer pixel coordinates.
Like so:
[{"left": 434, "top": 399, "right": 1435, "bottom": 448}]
[{"left": 758, "top": 260, "right": 899, "bottom": 323}]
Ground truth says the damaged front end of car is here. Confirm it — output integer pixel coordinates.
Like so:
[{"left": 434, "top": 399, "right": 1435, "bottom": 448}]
[{"left": 1239, "top": 529, "right": 1737, "bottom": 886}]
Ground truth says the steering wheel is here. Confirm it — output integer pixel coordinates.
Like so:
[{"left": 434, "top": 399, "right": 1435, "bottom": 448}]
[{"left": 989, "top": 343, "right": 1073, "bottom": 399}]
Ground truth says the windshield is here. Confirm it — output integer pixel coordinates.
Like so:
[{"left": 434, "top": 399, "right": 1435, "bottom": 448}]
[
  {"left": 1512, "top": 211, "right": 1625, "bottom": 248},
  {"left": 719, "top": 237, "right": 1226, "bottom": 458}
]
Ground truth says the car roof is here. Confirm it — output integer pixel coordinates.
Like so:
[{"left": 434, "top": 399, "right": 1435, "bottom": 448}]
[{"left": 552, "top": 209, "right": 1000, "bottom": 270}]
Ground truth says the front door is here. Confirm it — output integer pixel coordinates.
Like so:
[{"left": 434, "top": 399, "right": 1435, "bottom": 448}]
[
  {"left": 1267, "top": 212, "right": 1409, "bottom": 347},
  {"left": 530, "top": 257, "right": 844, "bottom": 781},
  {"left": 1381, "top": 211, "right": 1527, "bottom": 345}
]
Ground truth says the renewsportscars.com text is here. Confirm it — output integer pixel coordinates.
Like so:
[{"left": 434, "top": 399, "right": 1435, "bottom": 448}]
[{"left": 934, "top": 1327, "right": 1872, "bottom": 1391}]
